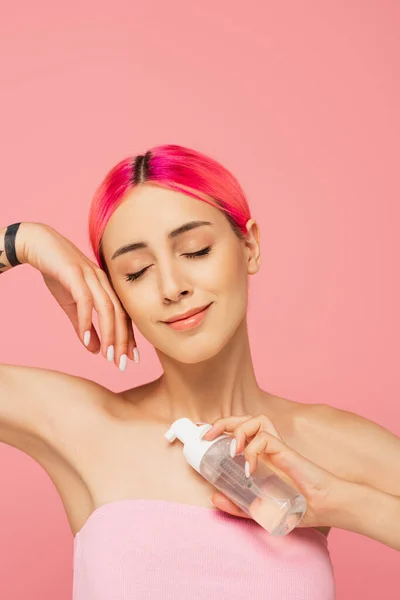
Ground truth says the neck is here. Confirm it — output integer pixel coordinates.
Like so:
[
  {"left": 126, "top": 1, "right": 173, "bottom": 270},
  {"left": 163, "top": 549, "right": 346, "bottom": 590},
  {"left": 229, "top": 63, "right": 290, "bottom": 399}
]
[{"left": 150, "top": 318, "right": 266, "bottom": 425}]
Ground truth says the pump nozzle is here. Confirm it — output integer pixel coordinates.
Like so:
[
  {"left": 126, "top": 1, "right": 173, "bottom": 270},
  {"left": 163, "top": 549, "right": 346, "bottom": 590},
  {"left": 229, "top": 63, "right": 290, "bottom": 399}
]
[
  {"left": 164, "top": 417, "right": 205, "bottom": 444},
  {"left": 164, "top": 417, "right": 227, "bottom": 473},
  {"left": 164, "top": 427, "right": 177, "bottom": 442}
]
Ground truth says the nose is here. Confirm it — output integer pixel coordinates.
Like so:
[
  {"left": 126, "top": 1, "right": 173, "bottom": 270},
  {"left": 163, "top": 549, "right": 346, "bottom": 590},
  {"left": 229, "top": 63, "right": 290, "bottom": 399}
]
[{"left": 158, "top": 261, "right": 193, "bottom": 304}]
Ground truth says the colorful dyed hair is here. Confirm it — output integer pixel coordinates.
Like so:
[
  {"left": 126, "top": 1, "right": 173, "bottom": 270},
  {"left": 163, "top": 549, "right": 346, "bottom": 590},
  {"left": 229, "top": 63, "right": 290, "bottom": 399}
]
[{"left": 88, "top": 144, "right": 252, "bottom": 274}]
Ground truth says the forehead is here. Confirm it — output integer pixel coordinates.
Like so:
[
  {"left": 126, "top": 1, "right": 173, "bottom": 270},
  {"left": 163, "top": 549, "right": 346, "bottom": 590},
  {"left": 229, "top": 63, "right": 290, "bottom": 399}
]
[{"left": 102, "top": 184, "right": 227, "bottom": 248}]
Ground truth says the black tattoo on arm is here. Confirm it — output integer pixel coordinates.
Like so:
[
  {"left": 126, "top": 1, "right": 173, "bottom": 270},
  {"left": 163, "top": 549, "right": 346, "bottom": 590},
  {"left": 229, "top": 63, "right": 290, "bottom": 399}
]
[
  {"left": 0, "top": 248, "right": 7, "bottom": 273},
  {"left": 0, "top": 223, "right": 22, "bottom": 273}
]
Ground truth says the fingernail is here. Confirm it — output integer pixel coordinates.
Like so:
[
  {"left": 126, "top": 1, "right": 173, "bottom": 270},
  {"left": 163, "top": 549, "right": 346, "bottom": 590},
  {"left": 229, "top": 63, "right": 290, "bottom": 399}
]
[
  {"left": 83, "top": 330, "right": 91, "bottom": 347},
  {"left": 119, "top": 354, "right": 127, "bottom": 371},
  {"left": 245, "top": 461, "right": 251, "bottom": 478},
  {"left": 133, "top": 347, "right": 140, "bottom": 363},
  {"left": 107, "top": 345, "right": 114, "bottom": 362},
  {"left": 230, "top": 438, "right": 237, "bottom": 458}
]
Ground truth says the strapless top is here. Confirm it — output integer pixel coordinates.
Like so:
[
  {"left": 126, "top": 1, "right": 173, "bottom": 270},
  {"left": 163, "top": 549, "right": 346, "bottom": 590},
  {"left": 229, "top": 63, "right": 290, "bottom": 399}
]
[{"left": 73, "top": 498, "right": 335, "bottom": 599}]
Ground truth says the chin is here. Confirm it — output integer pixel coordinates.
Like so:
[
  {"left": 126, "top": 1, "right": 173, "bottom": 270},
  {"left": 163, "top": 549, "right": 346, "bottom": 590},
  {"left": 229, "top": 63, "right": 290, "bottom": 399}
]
[
  {"left": 146, "top": 306, "right": 246, "bottom": 364},
  {"left": 158, "top": 328, "right": 237, "bottom": 365},
  {"left": 172, "top": 346, "right": 220, "bottom": 364}
]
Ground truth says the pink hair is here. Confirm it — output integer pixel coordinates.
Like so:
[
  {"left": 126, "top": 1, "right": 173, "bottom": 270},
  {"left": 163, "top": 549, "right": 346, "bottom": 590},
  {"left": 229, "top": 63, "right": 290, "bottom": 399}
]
[{"left": 88, "top": 144, "right": 251, "bottom": 270}]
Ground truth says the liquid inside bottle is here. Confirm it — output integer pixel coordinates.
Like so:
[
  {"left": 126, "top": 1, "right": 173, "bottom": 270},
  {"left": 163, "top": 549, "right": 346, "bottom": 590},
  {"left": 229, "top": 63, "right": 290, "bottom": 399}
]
[{"left": 200, "top": 437, "right": 307, "bottom": 536}]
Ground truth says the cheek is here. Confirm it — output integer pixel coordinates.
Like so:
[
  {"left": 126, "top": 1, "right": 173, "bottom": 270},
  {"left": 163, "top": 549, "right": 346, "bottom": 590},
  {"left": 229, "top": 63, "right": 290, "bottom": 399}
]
[
  {"left": 209, "top": 247, "right": 248, "bottom": 293},
  {"left": 126, "top": 294, "right": 153, "bottom": 321},
  {"left": 204, "top": 249, "right": 249, "bottom": 329},
  {"left": 114, "top": 287, "right": 151, "bottom": 330}
]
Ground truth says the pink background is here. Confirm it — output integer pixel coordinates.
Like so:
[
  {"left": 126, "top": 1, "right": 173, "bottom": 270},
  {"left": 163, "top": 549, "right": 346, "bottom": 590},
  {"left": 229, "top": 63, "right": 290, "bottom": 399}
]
[{"left": 1, "top": 2, "right": 399, "bottom": 598}]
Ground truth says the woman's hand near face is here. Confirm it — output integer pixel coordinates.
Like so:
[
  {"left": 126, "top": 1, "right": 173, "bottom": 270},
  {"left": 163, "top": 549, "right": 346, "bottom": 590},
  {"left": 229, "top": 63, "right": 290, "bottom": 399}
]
[{"left": 23, "top": 222, "right": 138, "bottom": 370}]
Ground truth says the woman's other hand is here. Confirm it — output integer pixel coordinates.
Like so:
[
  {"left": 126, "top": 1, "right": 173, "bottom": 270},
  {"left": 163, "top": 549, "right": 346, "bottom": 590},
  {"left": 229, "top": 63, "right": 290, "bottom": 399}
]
[{"left": 23, "top": 222, "right": 138, "bottom": 370}]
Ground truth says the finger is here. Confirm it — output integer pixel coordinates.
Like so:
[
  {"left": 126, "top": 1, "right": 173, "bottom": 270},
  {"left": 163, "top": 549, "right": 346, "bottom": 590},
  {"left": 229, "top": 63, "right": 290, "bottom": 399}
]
[
  {"left": 82, "top": 268, "right": 116, "bottom": 361},
  {"left": 65, "top": 268, "right": 101, "bottom": 353},
  {"left": 201, "top": 415, "right": 252, "bottom": 441},
  {"left": 61, "top": 301, "right": 100, "bottom": 354},
  {"left": 113, "top": 306, "right": 131, "bottom": 368},
  {"left": 244, "top": 429, "right": 287, "bottom": 476},
  {"left": 244, "top": 430, "right": 319, "bottom": 492},
  {"left": 202, "top": 414, "right": 282, "bottom": 456},
  {"left": 231, "top": 414, "right": 283, "bottom": 455},
  {"left": 210, "top": 492, "right": 251, "bottom": 519},
  {"left": 123, "top": 310, "right": 137, "bottom": 362},
  {"left": 94, "top": 269, "right": 136, "bottom": 366},
  {"left": 96, "top": 269, "right": 138, "bottom": 364}
]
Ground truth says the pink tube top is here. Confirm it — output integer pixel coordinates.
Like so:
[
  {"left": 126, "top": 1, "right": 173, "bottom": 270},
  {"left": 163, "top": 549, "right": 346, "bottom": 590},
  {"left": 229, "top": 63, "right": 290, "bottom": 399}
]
[{"left": 73, "top": 499, "right": 335, "bottom": 599}]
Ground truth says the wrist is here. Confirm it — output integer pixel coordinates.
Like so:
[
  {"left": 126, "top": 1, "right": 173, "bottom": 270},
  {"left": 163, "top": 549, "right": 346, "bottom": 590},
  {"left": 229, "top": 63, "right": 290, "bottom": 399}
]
[
  {"left": 323, "top": 478, "right": 367, "bottom": 530},
  {"left": 15, "top": 221, "right": 44, "bottom": 265}
]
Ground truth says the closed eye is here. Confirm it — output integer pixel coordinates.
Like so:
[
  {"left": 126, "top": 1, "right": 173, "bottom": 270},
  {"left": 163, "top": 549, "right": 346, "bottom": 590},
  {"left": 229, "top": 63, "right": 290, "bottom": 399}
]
[{"left": 125, "top": 246, "right": 212, "bottom": 282}]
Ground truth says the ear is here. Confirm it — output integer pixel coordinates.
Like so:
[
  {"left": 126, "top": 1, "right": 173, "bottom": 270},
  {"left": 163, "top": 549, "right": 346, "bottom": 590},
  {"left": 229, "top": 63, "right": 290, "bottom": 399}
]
[{"left": 244, "top": 219, "right": 261, "bottom": 275}]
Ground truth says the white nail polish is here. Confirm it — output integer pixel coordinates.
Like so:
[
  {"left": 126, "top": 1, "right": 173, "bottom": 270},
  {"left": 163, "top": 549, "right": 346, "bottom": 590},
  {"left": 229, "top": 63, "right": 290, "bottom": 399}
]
[
  {"left": 83, "top": 330, "right": 91, "bottom": 347},
  {"left": 107, "top": 345, "right": 114, "bottom": 362},
  {"left": 133, "top": 347, "right": 140, "bottom": 363},
  {"left": 230, "top": 438, "right": 237, "bottom": 458},
  {"left": 245, "top": 461, "right": 250, "bottom": 478},
  {"left": 119, "top": 354, "right": 127, "bottom": 371}
]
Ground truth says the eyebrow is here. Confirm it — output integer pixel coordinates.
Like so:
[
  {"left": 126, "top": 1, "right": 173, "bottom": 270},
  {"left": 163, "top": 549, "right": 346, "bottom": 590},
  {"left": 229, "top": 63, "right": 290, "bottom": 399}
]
[{"left": 111, "top": 220, "right": 213, "bottom": 261}]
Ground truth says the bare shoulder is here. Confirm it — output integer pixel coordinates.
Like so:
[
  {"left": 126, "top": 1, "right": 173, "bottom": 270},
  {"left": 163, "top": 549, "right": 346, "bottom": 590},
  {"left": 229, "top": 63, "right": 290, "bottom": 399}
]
[
  {"left": 289, "top": 398, "right": 400, "bottom": 459},
  {"left": 259, "top": 394, "right": 328, "bottom": 451},
  {"left": 271, "top": 395, "right": 366, "bottom": 462}
]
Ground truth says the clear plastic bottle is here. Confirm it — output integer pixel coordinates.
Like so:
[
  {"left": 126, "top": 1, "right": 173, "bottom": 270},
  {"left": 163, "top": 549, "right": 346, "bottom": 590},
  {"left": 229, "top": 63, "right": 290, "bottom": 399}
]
[{"left": 165, "top": 417, "right": 307, "bottom": 536}]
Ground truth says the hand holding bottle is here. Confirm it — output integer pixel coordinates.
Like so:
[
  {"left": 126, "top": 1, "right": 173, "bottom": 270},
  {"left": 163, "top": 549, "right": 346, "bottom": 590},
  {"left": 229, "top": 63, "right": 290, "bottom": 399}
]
[{"left": 201, "top": 414, "right": 348, "bottom": 530}]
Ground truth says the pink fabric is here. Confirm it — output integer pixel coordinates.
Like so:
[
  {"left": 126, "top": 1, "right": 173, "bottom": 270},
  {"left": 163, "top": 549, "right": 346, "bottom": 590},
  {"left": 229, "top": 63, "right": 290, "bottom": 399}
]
[{"left": 73, "top": 499, "right": 335, "bottom": 599}]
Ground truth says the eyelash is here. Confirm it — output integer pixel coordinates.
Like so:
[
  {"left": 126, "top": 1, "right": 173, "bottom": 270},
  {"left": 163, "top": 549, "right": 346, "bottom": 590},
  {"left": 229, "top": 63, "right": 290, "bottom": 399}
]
[{"left": 124, "top": 246, "right": 212, "bottom": 282}]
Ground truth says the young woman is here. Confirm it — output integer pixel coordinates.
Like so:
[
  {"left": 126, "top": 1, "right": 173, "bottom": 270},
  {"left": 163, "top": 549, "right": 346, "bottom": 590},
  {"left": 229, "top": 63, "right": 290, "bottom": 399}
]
[{"left": 0, "top": 144, "right": 399, "bottom": 600}]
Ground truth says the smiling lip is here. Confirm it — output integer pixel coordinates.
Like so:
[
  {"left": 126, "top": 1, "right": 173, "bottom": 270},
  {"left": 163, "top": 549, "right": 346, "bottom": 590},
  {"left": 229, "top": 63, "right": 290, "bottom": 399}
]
[
  {"left": 163, "top": 304, "right": 212, "bottom": 323},
  {"left": 162, "top": 303, "right": 212, "bottom": 331}
]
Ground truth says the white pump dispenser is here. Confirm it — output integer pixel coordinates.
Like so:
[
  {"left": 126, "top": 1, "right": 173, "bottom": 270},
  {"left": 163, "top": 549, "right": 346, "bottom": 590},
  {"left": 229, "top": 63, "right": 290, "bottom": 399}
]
[{"left": 164, "top": 418, "right": 227, "bottom": 473}]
